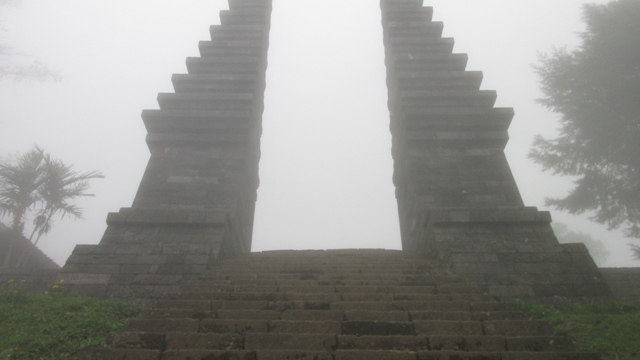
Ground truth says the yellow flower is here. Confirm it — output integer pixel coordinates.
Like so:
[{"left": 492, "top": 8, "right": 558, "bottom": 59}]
[
  {"left": 7, "top": 279, "right": 14, "bottom": 284},
  {"left": 52, "top": 285, "right": 59, "bottom": 289},
  {"left": 59, "top": 279, "right": 64, "bottom": 284}
]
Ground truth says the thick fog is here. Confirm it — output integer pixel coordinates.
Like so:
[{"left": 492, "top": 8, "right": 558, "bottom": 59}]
[{"left": 1, "top": 0, "right": 636, "bottom": 267}]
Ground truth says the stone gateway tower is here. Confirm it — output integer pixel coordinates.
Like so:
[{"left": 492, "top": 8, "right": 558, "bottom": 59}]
[{"left": 60, "top": 0, "right": 609, "bottom": 302}]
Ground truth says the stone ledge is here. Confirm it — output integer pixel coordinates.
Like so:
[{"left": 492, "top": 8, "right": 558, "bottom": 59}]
[
  {"left": 426, "top": 207, "right": 551, "bottom": 226},
  {"left": 106, "top": 208, "right": 228, "bottom": 226}
]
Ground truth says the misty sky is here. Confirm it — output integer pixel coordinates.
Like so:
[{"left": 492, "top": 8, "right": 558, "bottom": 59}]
[{"left": 1, "top": 0, "right": 636, "bottom": 267}]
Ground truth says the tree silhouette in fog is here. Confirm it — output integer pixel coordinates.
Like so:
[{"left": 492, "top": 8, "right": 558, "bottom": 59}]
[
  {"left": 0, "top": 146, "right": 103, "bottom": 267},
  {"left": 531, "top": 0, "right": 640, "bottom": 258}
]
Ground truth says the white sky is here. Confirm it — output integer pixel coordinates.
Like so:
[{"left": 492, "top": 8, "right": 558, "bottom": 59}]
[{"left": 1, "top": 0, "right": 636, "bottom": 267}]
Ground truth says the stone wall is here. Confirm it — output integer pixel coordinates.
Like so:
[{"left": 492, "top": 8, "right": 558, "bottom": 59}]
[
  {"left": 380, "top": 0, "right": 611, "bottom": 300},
  {"left": 600, "top": 267, "right": 640, "bottom": 302},
  {"left": 57, "top": 0, "right": 273, "bottom": 299},
  {"left": 416, "top": 208, "right": 611, "bottom": 301},
  {"left": 0, "top": 224, "right": 60, "bottom": 270},
  {"left": 58, "top": 209, "right": 235, "bottom": 298},
  {"left": 380, "top": 0, "right": 523, "bottom": 250},
  {"left": 0, "top": 268, "right": 59, "bottom": 295}
]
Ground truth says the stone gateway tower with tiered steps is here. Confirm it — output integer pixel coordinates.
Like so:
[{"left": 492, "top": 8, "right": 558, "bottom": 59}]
[
  {"left": 66, "top": 1, "right": 618, "bottom": 358},
  {"left": 61, "top": 0, "right": 610, "bottom": 307}
]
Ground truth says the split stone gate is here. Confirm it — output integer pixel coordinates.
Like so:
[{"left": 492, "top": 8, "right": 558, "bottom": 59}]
[{"left": 59, "top": 0, "right": 611, "bottom": 301}]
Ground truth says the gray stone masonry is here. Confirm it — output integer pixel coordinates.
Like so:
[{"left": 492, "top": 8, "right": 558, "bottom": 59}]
[
  {"left": 381, "top": 0, "right": 522, "bottom": 250},
  {"left": 600, "top": 268, "right": 640, "bottom": 301},
  {"left": 0, "top": 223, "right": 59, "bottom": 270},
  {"left": 380, "top": 0, "right": 612, "bottom": 299},
  {"left": 0, "top": 268, "right": 59, "bottom": 294},
  {"left": 55, "top": 0, "right": 627, "bottom": 302},
  {"left": 418, "top": 208, "right": 610, "bottom": 301},
  {"left": 78, "top": 250, "right": 602, "bottom": 359},
  {"left": 59, "top": 208, "right": 235, "bottom": 298},
  {"left": 59, "top": 0, "right": 272, "bottom": 298}
]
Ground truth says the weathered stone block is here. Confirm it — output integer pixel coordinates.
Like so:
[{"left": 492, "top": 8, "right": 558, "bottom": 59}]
[
  {"left": 256, "top": 351, "right": 332, "bottom": 360},
  {"left": 200, "top": 319, "right": 268, "bottom": 333},
  {"left": 164, "top": 333, "right": 243, "bottom": 350},
  {"left": 111, "top": 332, "right": 166, "bottom": 350},
  {"left": 61, "top": 273, "right": 111, "bottom": 285},
  {"left": 335, "top": 350, "right": 418, "bottom": 360},
  {"left": 269, "top": 320, "right": 341, "bottom": 334},
  {"left": 417, "top": 351, "right": 501, "bottom": 360},
  {"left": 428, "top": 335, "right": 505, "bottom": 351},
  {"left": 77, "top": 348, "right": 161, "bottom": 360},
  {"left": 131, "top": 274, "right": 183, "bottom": 285},
  {"left": 216, "top": 310, "right": 280, "bottom": 320},
  {"left": 125, "top": 319, "right": 200, "bottom": 333},
  {"left": 488, "top": 285, "right": 534, "bottom": 298},
  {"left": 337, "top": 335, "right": 425, "bottom": 350},
  {"left": 413, "top": 321, "right": 483, "bottom": 336},
  {"left": 61, "top": 264, "right": 121, "bottom": 274},
  {"left": 342, "top": 321, "right": 416, "bottom": 336},
  {"left": 120, "top": 264, "right": 152, "bottom": 274}
]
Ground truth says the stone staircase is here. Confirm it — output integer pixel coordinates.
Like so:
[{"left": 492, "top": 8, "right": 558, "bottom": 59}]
[{"left": 80, "top": 249, "right": 600, "bottom": 359}]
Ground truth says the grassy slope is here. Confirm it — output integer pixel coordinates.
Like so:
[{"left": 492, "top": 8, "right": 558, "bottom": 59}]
[
  {"left": 520, "top": 301, "right": 640, "bottom": 360},
  {"left": 0, "top": 288, "right": 141, "bottom": 360}
]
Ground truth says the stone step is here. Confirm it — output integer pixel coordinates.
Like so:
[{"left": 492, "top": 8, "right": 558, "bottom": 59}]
[
  {"left": 204, "top": 255, "right": 447, "bottom": 262},
  {"left": 216, "top": 310, "right": 281, "bottom": 320},
  {"left": 144, "top": 299, "right": 511, "bottom": 315},
  {"left": 190, "top": 274, "right": 466, "bottom": 285},
  {"left": 125, "top": 319, "right": 202, "bottom": 333},
  {"left": 498, "top": 353, "right": 601, "bottom": 360},
  {"left": 135, "top": 309, "right": 527, "bottom": 322},
  {"left": 338, "top": 334, "right": 428, "bottom": 351},
  {"left": 165, "top": 332, "right": 244, "bottom": 350},
  {"left": 162, "top": 350, "right": 256, "bottom": 360},
  {"left": 334, "top": 349, "right": 418, "bottom": 360},
  {"left": 269, "top": 320, "right": 341, "bottom": 334},
  {"left": 389, "top": 54, "right": 469, "bottom": 72},
  {"left": 138, "top": 309, "right": 213, "bottom": 319},
  {"left": 199, "top": 319, "right": 269, "bottom": 333},
  {"left": 183, "top": 276, "right": 471, "bottom": 286},
  {"left": 80, "top": 250, "right": 591, "bottom": 359},
  {"left": 411, "top": 311, "right": 528, "bottom": 321},
  {"left": 216, "top": 260, "right": 436, "bottom": 267},
  {"left": 211, "top": 265, "right": 446, "bottom": 272},
  {"left": 76, "top": 348, "right": 161, "bottom": 360},
  {"left": 110, "top": 331, "right": 576, "bottom": 353},
  {"left": 342, "top": 321, "right": 416, "bottom": 336},
  {"left": 177, "top": 284, "right": 477, "bottom": 295},
  {"left": 210, "top": 256, "right": 440, "bottom": 264},
  {"left": 244, "top": 333, "right": 337, "bottom": 350},
  {"left": 412, "top": 321, "right": 484, "bottom": 336},
  {"left": 162, "top": 350, "right": 332, "bottom": 360},
  {"left": 344, "top": 310, "right": 409, "bottom": 322},
  {"left": 110, "top": 332, "right": 166, "bottom": 350},
  {"left": 79, "top": 348, "right": 600, "bottom": 360}
]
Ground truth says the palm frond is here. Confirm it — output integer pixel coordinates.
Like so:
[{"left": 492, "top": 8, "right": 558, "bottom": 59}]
[{"left": 0, "top": 146, "right": 103, "bottom": 244}]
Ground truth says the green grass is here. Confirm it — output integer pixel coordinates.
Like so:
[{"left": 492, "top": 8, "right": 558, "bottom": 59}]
[
  {"left": 0, "top": 288, "right": 141, "bottom": 360},
  {"left": 518, "top": 300, "right": 640, "bottom": 360}
]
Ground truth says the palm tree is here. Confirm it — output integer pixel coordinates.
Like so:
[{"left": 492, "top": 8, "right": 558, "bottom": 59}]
[
  {"left": 0, "top": 146, "right": 103, "bottom": 268},
  {"left": 0, "top": 147, "right": 48, "bottom": 234},
  {"left": 28, "top": 157, "right": 103, "bottom": 245}
]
